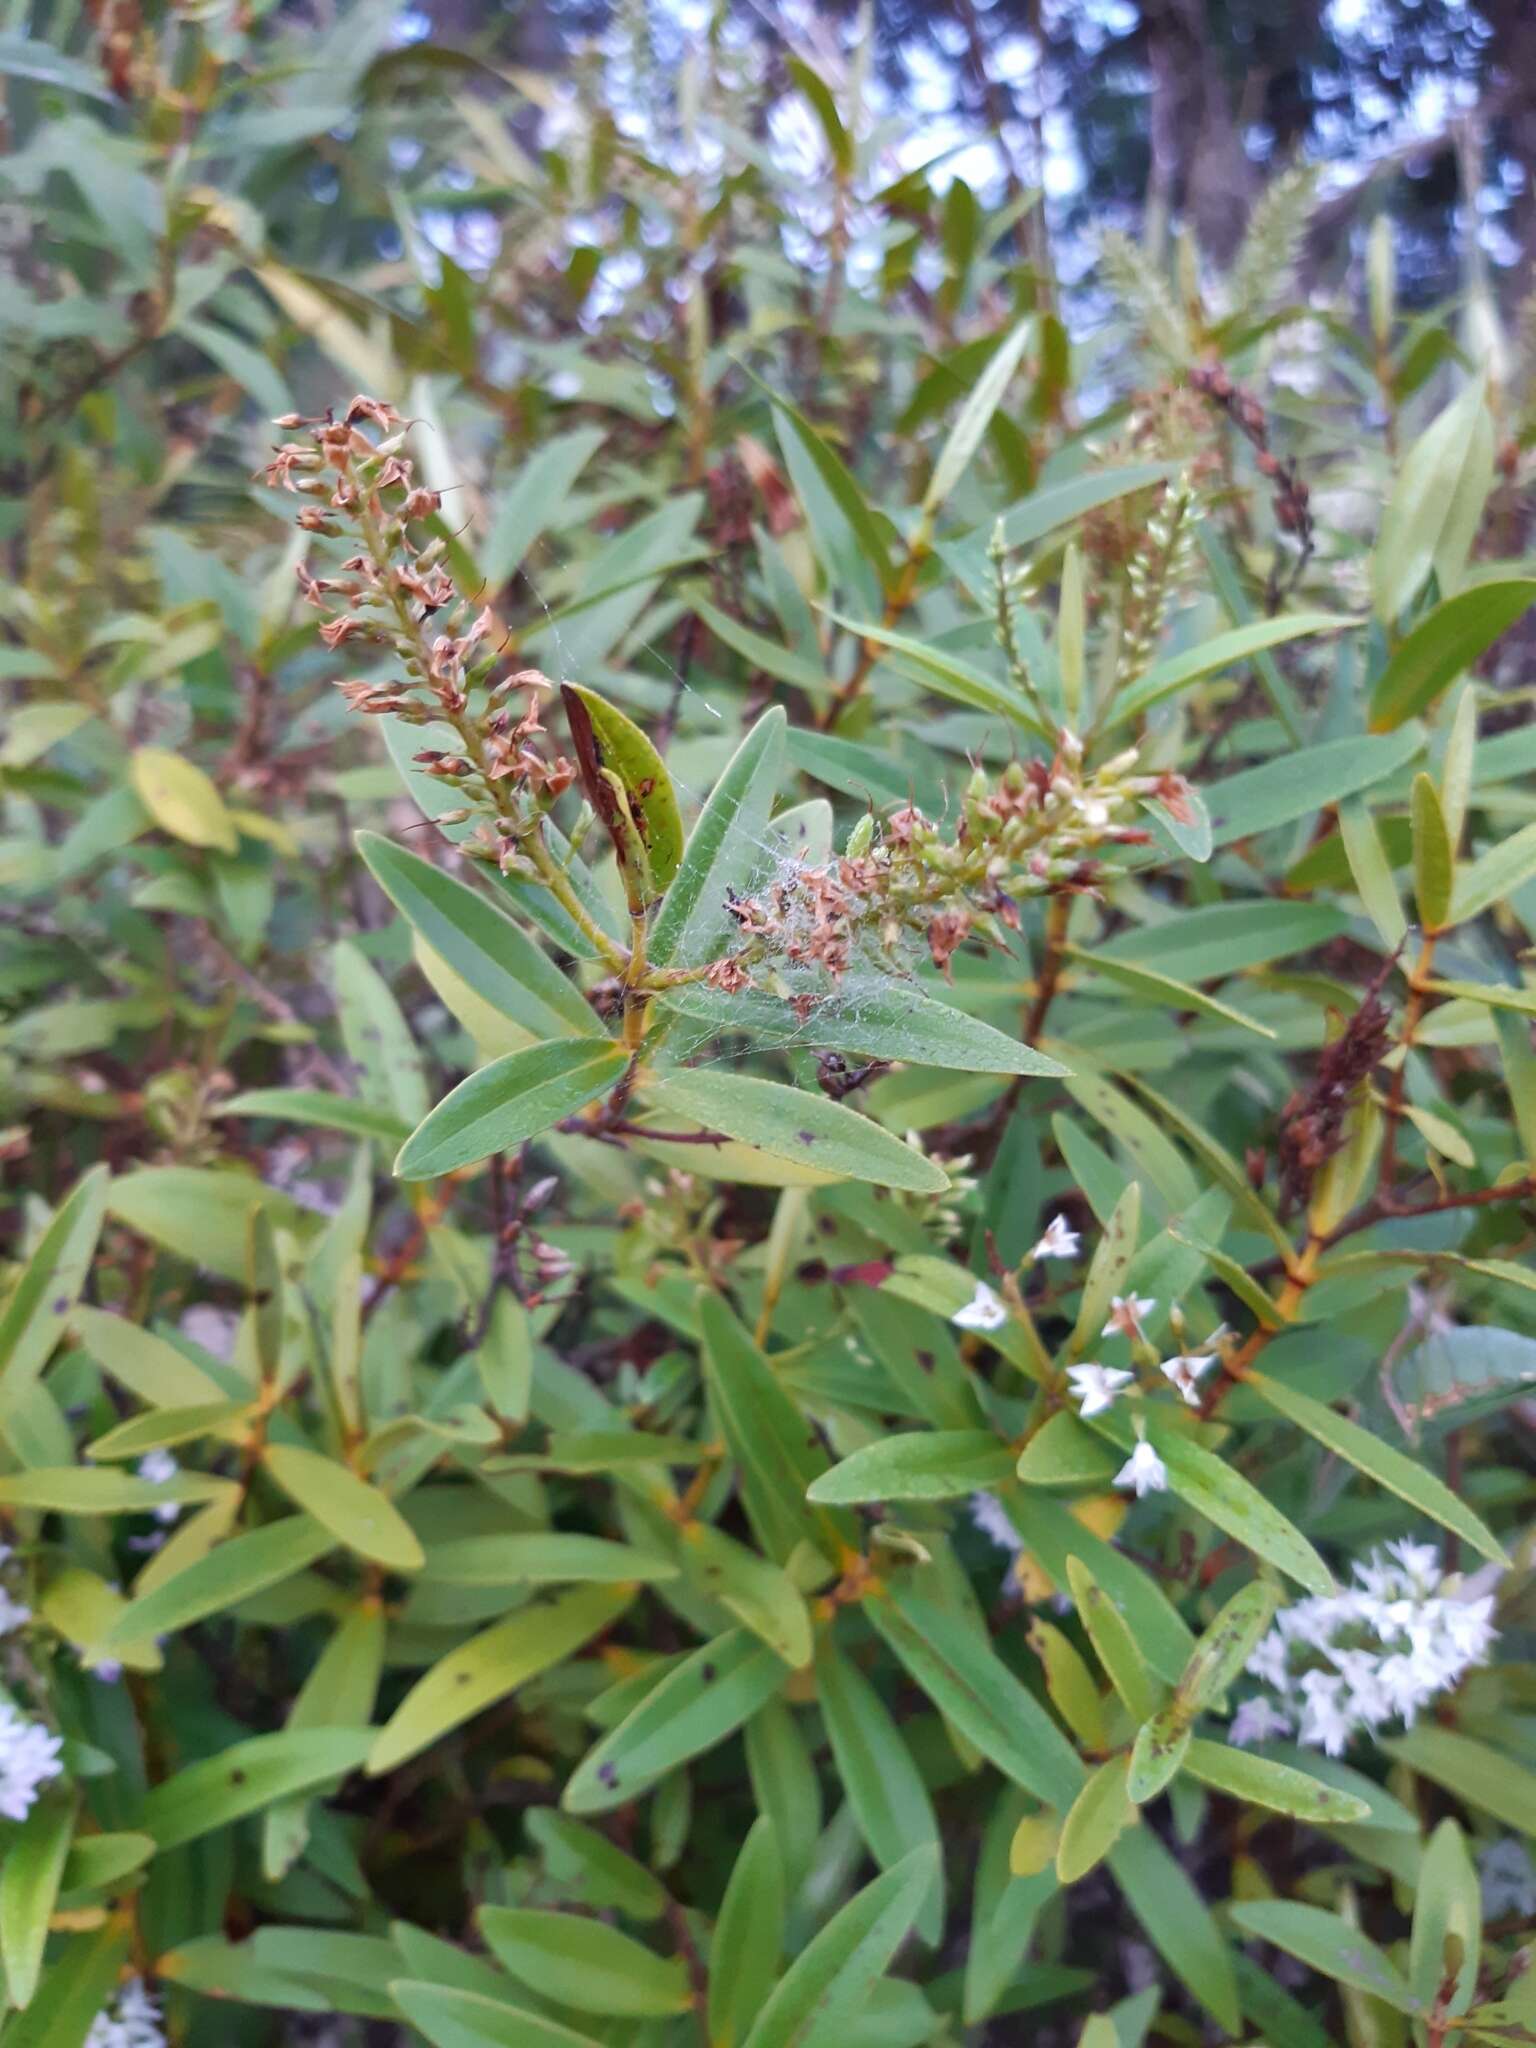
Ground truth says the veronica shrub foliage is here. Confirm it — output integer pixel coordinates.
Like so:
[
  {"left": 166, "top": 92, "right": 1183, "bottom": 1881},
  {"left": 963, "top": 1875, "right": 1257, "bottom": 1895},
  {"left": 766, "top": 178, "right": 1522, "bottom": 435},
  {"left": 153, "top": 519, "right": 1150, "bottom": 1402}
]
[{"left": 2, "top": 10, "right": 1536, "bottom": 2046}]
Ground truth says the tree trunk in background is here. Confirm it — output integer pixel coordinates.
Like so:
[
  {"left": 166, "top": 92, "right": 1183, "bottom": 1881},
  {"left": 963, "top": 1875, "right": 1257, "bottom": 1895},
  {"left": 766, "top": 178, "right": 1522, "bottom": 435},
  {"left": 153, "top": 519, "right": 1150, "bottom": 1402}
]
[
  {"left": 1482, "top": 0, "right": 1536, "bottom": 284},
  {"left": 1143, "top": 0, "right": 1255, "bottom": 265}
]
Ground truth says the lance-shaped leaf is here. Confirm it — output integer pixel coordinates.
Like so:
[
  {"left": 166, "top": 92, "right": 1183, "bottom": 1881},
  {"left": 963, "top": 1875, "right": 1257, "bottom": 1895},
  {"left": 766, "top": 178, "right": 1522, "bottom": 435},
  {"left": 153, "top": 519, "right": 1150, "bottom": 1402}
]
[
  {"left": 144, "top": 1729, "right": 375, "bottom": 1849},
  {"left": 396, "top": 1039, "right": 628, "bottom": 1178},
  {"left": 1370, "top": 578, "right": 1536, "bottom": 730},
  {"left": 417, "top": 1532, "right": 678, "bottom": 1587},
  {"left": 1065, "top": 1556, "right": 1160, "bottom": 1723},
  {"left": 816, "top": 1637, "right": 945, "bottom": 1943},
  {"left": 369, "top": 1584, "right": 635, "bottom": 1775},
  {"left": 648, "top": 707, "right": 786, "bottom": 966},
  {"left": 563, "top": 683, "right": 682, "bottom": 908},
  {"left": 808, "top": 1430, "right": 1014, "bottom": 1504},
  {"left": 390, "top": 1981, "right": 605, "bottom": 2048},
  {"left": 1228, "top": 1901, "right": 1419, "bottom": 2013},
  {"left": 661, "top": 982, "right": 1068, "bottom": 1076},
  {"left": 263, "top": 1443, "right": 425, "bottom": 1573},
  {"left": 1109, "top": 1827, "right": 1240, "bottom": 2033},
  {"left": 867, "top": 1584, "right": 1084, "bottom": 1807},
  {"left": 679, "top": 1522, "right": 813, "bottom": 1668},
  {"left": 0, "top": 1164, "right": 108, "bottom": 1420},
  {"left": 564, "top": 1629, "right": 785, "bottom": 1815},
  {"left": 741, "top": 1848, "right": 937, "bottom": 2048},
  {"left": 477, "top": 1910, "right": 690, "bottom": 2019},
  {"left": 100, "top": 1515, "right": 336, "bottom": 1649},
  {"left": 1248, "top": 1369, "right": 1506, "bottom": 1564},
  {"left": 708, "top": 1818, "right": 785, "bottom": 2048},
  {"left": 1182, "top": 1740, "right": 1370, "bottom": 1824},
  {"left": 0, "top": 1791, "right": 76, "bottom": 2007},
  {"left": 638, "top": 1068, "right": 949, "bottom": 1193},
  {"left": 1128, "top": 1579, "right": 1278, "bottom": 1803},
  {"left": 356, "top": 831, "right": 598, "bottom": 1039},
  {"left": 699, "top": 1291, "right": 852, "bottom": 1565},
  {"left": 1056, "top": 1756, "right": 1136, "bottom": 1884}
]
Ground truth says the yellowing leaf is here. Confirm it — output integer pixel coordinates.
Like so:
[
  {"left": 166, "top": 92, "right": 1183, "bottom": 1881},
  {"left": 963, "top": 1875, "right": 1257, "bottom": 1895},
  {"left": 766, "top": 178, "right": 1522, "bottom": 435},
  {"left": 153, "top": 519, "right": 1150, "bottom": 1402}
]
[
  {"left": 130, "top": 747, "right": 239, "bottom": 853},
  {"left": 263, "top": 1443, "right": 424, "bottom": 1573}
]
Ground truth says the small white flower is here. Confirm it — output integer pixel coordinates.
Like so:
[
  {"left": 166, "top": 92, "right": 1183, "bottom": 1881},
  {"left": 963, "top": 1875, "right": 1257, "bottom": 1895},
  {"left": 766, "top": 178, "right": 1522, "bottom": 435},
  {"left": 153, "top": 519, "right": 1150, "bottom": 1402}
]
[
  {"left": 1229, "top": 1696, "right": 1293, "bottom": 1747},
  {"left": 0, "top": 1703, "right": 65, "bottom": 1822},
  {"left": 952, "top": 1282, "right": 1008, "bottom": 1332},
  {"left": 1296, "top": 1670, "right": 1353, "bottom": 1757},
  {"left": 1031, "top": 1215, "right": 1080, "bottom": 1261},
  {"left": 85, "top": 1976, "right": 165, "bottom": 2048},
  {"left": 969, "top": 1492, "right": 1022, "bottom": 1555},
  {"left": 1065, "top": 1363, "right": 1135, "bottom": 1417},
  {"left": 1102, "top": 1294, "right": 1156, "bottom": 1340},
  {"left": 1159, "top": 1354, "right": 1215, "bottom": 1406},
  {"left": 0, "top": 1589, "right": 32, "bottom": 1637},
  {"left": 136, "top": 1450, "right": 181, "bottom": 1526},
  {"left": 1114, "top": 1439, "right": 1168, "bottom": 1498}
]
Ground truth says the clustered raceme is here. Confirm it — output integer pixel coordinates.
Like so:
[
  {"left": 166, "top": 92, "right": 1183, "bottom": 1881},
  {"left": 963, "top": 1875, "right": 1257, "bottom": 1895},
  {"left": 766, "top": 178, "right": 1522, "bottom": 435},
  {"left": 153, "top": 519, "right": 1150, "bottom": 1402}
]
[
  {"left": 1231, "top": 1540, "right": 1499, "bottom": 1755},
  {"left": 84, "top": 1978, "right": 166, "bottom": 2048},
  {"left": 263, "top": 398, "right": 579, "bottom": 881},
  {"left": 0, "top": 1699, "right": 64, "bottom": 1822},
  {"left": 715, "top": 731, "right": 1197, "bottom": 988}
]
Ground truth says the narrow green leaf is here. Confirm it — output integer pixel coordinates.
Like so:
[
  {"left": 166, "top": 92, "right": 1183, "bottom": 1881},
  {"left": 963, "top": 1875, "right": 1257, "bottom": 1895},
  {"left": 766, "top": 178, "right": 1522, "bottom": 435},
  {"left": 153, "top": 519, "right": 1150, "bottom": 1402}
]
[
  {"left": 1109, "top": 1826, "right": 1240, "bottom": 2033},
  {"left": 263, "top": 1443, "right": 425, "bottom": 1573},
  {"left": 477, "top": 1909, "right": 690, "bottom": 2018},
  {"left": 357, "top": 832, "right": 597, "bottom": 1039},
  {"left": 1411, "top": 770, "right": 1454, "bottom": 930},
  {"left": 868, "top": 1584, "right": 1084, "bottom": 1807},
  {"left": 1451, "top": 819, "right": 1536, "bottom": 926},
  {"left": 369, "top": 1584, "right": 635, "bottom": 1775},
  {"left": 1370, "top": 579, "right": 1536, "bottom": 730},
  {"left": 1056, "top": 1756, "right": 1135, "bottom": 1883},
  {"left": 564, "top": 1629, "right": 785, "bottom": 1815},
  {"left": 100, "top": 1515, "right": 335, "bottom": 1648},
  {"left": 639, "top": 1068, "right": 949, "bottom": 1193},
  {"left": 0, "top": 1164, "right": 109, "bottom": 1416},
  {"left": 1381, "top": 1726, "right": 1536, "bottom": 1835},
  {"left": 1228, "top": 1900, "right": 1419, "bottom": 2012},
  {"left": 391, "top": 1981, "right": 604, "bottom": 2048},
  {"left": 418, "top": 1532, "right": 678, "bottom": 1586},
  {"left": 808, "top": 1430, "right": 1013, "bottom": 1504},
  {"left": 1209, "top": 728, "right": 1423, "bottom": 848},
  {"left": 0, "top": 1793, "right": 75, "bottom": 2007},
  {"left": 144, "top": 1729, "right": 374, "bottom": 1849},
  {"left": 1338, "top": 798, "right": 1407, "bottom": 949},
  {"left": 741, "top": 1847, "right": 937, "bottom": 2048},
  {"left": 1248, "top": 1369, "right": 1507, "bottom": 1564},
  {"left": 220, "top": 1089, "right": 408, "bottom": 1143},
  {"left": 816, "top": 1637, "right": 945, "bottom": 1943},
  {"left": 648, "top": 708, "right": 786, "bottom": 965},
  {"left": 661, "top": 981, "right": 1067, "bottom": 1076},
  {"left": 924, "top": 317, "right": 1035, "bottom": 514},
  {"left": 1105, "top": 615, "right": 1351, "bottom": 730},
  {"left": 1182, "top": 1739, "right": 1370, "bottom": 1823},
  {"left": 395, "top": 1039, "right": 627, "bottom": 1179},
  {"left": 708, "top": 1818, "right": 785, "bottom": 2048}
]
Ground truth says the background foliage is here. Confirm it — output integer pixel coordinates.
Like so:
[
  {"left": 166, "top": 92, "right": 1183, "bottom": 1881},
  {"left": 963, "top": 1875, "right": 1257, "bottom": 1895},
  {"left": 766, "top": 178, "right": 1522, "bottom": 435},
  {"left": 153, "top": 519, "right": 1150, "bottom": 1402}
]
[{"left": 2, "top": 3, "right": 1536, "bottom": 2045}]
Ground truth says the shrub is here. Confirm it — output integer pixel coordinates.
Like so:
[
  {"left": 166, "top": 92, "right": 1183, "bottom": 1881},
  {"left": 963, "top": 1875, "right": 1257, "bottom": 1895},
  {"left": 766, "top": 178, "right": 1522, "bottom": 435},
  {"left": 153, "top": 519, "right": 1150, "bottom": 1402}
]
[{"left": 2, "top": 10, "right": 1535, "bottom": 2046}]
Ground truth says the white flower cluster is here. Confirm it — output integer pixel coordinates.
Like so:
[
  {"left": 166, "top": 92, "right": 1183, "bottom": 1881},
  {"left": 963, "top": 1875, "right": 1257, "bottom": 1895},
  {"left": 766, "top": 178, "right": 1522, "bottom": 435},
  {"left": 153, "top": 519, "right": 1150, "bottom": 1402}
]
[
  {"left": 1232, "top": 1541, "right": 1498, "bottom": 1756},
  {"left": 0, "top": 1701, "right": 64, "bottom": 1821},
  {"left": 85, "top": 1979, "right": 165, "bottom": 2048}
]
